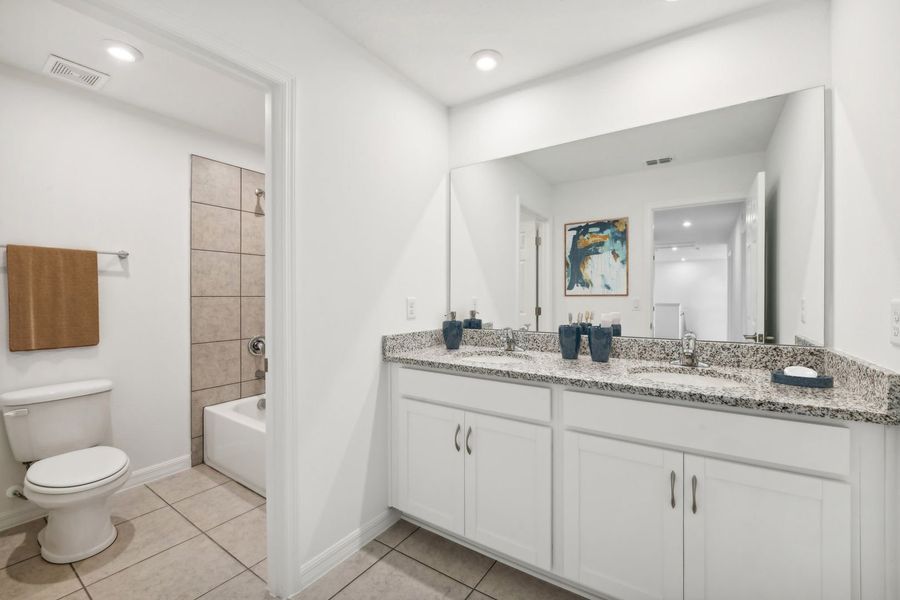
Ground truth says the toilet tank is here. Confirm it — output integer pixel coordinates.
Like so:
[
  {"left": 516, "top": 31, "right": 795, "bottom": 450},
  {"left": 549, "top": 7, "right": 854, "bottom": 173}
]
[{"left": 0, "top": 380, "right": 113, "bottom": 463}]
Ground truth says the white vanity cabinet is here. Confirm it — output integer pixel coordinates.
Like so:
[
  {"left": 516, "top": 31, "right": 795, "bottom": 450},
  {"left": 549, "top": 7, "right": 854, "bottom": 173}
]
[
  {"left": 393, "top": 369, "right": 552, "bottom": 569},
  {"left": 390, "top": 366, "right": 876, "bottom": 600},
  {"left": 563, "top": 391, "right": 852, "bottom": 600}
]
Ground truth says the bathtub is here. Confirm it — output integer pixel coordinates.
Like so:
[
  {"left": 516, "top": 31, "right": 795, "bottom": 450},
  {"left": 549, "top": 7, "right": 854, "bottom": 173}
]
[{"left": 204, "top": 395, "right": 265, "bottom": 496}]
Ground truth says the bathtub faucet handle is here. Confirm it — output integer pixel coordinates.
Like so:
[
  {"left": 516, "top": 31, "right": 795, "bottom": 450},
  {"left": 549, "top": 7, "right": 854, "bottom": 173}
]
[{"left": 248, "top": 336, "right": 266, "bottom": 357}]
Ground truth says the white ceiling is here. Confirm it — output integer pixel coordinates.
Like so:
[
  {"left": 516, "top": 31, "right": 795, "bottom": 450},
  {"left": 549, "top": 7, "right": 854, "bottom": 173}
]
[
  {"left": 299, "top": 0, "right": 787, "bottom": 106},
  {"left": 515, "top": 94, "right": 786, "bottom": 184},
  {"left": 0, "top": 0, "right": 265, "bottom": 147},
  {"left": 654, "top": 202, "right": 745, "bottom": 249}
]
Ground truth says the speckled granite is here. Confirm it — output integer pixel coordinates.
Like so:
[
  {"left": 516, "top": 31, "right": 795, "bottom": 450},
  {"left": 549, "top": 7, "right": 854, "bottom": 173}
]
[
  {"left": 382, "top": 330, "right": 900, "bottom": 424},
  {"left": 449, "top": 329, "right": 826, "bottom": 372}
]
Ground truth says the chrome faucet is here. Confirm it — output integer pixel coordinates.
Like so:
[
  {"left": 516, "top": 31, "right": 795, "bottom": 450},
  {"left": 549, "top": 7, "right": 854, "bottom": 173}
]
[
  {"left": 676, "top": 331, "right": 706, "bottom": 367},
  {"left": 500, "top": 327, "right": 522, "bottom": 352}
]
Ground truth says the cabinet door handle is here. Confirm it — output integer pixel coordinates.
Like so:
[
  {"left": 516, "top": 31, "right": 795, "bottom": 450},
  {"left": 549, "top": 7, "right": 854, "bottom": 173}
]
[
  {"left": 454, "top": 424, "right": 461, "bottom": 452},
  {"left": 670, "top": 471, "right": 676, "bottom": 509},
  {"left": 691, "top": 475, "right": 698, "bottom": 514},
  {"left": 466, "top": 426, "right": 473, "bottom": 455}
]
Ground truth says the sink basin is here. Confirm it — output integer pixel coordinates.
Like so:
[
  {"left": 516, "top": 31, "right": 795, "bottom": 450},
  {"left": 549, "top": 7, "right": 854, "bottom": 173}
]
[
  {"left": 455, "top": 351, "right": 531, "bottom": 366},
  {"left": 630, "top": 368, "right": 748, "bottom": 389}
]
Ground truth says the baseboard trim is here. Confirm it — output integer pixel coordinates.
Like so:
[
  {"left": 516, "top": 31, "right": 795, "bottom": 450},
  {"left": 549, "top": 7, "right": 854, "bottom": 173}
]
[
  {"left": 125, "top": 454, "right": 191, "bottom": 489},
  {"left": 0, "top": 503, "right": 45, "bottom": 533},
  {"left": 292, "top": 508, "right": 400, "bottom": 596},
  {"left": 0, "top": 453, "right": 191, "bottom": 533}
]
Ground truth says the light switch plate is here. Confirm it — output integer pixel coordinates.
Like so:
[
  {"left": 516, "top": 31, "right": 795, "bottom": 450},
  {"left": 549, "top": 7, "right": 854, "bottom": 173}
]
[
  {"left": 891, "top": 299, "right": 900, "bottom": 346},
  {"left": 406, "top": 297, "right": 416, "bottom": 320},
  {"left": 632, "top": 298, "right": 641, "bottom": 311}
]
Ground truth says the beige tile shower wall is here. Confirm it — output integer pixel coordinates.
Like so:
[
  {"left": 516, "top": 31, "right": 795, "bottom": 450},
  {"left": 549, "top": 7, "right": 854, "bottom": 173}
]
[{"left": 190, "top": 155, "right": 265, "bottom": 465}]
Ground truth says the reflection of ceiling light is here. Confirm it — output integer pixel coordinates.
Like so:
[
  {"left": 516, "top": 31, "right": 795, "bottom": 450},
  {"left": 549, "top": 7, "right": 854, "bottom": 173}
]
[
  {"left": 471, "top": 49, "right": 502, "bottom": 72},
  {"left": 682, "top": 220, "right": 692, "bottom": 228},
  {"left": 681, "top": 257, "right": 686, "bottom": 262},
  {"left": 105, "top": 41, "right": 143, "bottom": 63},
  {"left": 671, "top": 246, "right": 677, "bottom": 251}
]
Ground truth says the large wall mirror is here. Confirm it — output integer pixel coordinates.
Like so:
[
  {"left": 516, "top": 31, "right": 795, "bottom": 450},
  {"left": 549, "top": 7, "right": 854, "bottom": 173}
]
[{"left": 449, "top": 87, "right": 825, "bottom": 346}]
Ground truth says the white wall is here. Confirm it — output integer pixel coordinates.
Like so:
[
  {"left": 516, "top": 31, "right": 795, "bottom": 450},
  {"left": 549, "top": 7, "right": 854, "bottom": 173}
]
[
  {"left": 0, "top": 64, "right": 264, "bottom": 522},
  {"left": 764, "top": 87, "right": 826, "bottom": 345},
  {"left": 450, "top": 158, "right": 551, "bottom": 327},
  {"left": 449, "top": 0, "right": 830, "bottom": 166},
  {"left": 831, "top": 0, "right": 900, "bottom": 371},
  {"left": 654, "top": 247, "right": 729, "bottom": 341},
  {"left": 550, "top": 153, "right": 763, "bottom": 335},
  {"left": 99, "top": 0, "right": 451, "bottom": 579}
]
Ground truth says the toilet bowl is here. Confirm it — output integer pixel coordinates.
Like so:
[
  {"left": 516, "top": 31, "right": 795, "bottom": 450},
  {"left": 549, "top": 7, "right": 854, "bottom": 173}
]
[
  {"left": 24, "top": 446, "right": 131, "bottom": 563},
  {"left": 1, "top": 380, "right": 131, "bottom": 563}
]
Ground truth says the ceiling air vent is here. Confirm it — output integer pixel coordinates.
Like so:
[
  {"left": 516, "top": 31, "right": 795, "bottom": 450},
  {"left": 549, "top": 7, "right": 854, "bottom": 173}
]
[
  {"left": 42, "top": 55, "right": 110, "bottom": 90},
  {"left": 645, "top": 156, "right": 674, "bottom": 167}
]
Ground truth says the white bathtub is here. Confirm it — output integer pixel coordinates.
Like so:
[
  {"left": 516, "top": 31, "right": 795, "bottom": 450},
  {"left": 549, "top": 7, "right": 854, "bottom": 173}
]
[{"left": 204, "top": 395, "right": 265, "bottom": 496}]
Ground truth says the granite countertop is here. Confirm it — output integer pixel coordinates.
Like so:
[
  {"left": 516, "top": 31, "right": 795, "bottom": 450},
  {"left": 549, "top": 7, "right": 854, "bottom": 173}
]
[{"left": 384, "top": 344, "right": 900, "bottom": 425}]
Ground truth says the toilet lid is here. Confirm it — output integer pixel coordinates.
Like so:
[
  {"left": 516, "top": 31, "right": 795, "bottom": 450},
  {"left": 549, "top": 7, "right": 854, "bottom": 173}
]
[{"left": 26, "top": 446, "right": 129, "bottom": 489}]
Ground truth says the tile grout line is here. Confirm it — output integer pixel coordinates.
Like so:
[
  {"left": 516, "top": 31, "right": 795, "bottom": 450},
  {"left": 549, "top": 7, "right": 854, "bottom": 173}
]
[
  {"left": 467, "top": 559, "right": 497, "bottom": 600},
  {"left": 389, "top": 546, "right": 482, "bottom": 592},
  {"left": 148, "top": 476, "right": 268, "bottom": 577},
  {"left": 78, "top": 471, "right": 261, "bottom": 592},
  {"left": 192, "top": 567, "right": 252, "bottom": 600},
  {"left": 324, "top": 525, "right": 421, "bottom": 600},
  {"left": 68, "top": 562, "right": 93, "bottom": 600}
]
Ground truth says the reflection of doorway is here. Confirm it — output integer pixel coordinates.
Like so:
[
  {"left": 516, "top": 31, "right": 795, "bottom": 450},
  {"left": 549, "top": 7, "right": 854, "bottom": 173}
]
[
  {"left": 518, "top": 207, "right": 549, "bottom": 330},
  {"left": 652, "top": 198, "right": 755, "bottom": 342}
]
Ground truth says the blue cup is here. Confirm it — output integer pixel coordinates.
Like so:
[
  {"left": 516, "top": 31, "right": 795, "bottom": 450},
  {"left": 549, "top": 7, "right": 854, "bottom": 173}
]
[
  {"left": 558, "top": 325, "right": 581, "bottom": 360},
  {"left": 589, "top": 326, "right": 612, "bottom": 362}
]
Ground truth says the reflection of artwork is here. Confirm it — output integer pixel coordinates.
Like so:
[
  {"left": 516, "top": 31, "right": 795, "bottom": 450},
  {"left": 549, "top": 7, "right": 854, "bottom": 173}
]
[{"left": 565, "top": 218, "right": 629, "bottom": 296}]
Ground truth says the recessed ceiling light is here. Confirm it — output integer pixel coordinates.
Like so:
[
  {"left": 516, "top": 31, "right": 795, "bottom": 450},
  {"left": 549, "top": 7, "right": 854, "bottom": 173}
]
[
  {"left": 681, "top": 257, "right": 686, "bottom": 262},
  {"left": 105, "top": 40, "right": 143, "bottom": 63},
  {"left": 682, "top": 220, "right": 692, "bottom": 228},
  {"left": 671, "top": 246, "right": 677, "bottom": 251},
  {"left": 471, "top": 49, "right": 502, "bottom": 72}
]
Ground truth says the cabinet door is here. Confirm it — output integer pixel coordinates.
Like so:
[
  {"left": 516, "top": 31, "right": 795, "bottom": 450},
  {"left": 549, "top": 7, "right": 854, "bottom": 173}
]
[
  {"left": 563, "top": 432, "right": 683, "bottom": 600},
  {"left": 464, "top": 412, "right": 552, "bottom": 569},
  {"left": 397, "top": 398, "right": 465, "bottom": 535},
  {"left": 683, "top": 455, "right": 850, "bottom": 600}
]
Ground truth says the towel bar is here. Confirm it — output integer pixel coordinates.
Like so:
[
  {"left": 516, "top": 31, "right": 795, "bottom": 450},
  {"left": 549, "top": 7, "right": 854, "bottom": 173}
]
[{"left": 0, "top": 245, "right": 129, "bottom": 259}]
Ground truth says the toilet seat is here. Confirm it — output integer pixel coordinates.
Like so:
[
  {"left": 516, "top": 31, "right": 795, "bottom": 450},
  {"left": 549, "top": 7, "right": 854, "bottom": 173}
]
[{"left": 26, "top": 446, "right": 129, "bottom": 494}]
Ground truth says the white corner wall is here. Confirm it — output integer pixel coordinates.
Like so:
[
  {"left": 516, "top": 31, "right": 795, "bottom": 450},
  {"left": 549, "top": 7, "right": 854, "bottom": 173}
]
[
  {"left": 449, "top": 0, "right": 830, "bottom": 166},
  {"left": 450, "top": 158, "right": 551, "bottom": 326},
  {"left": 831, "top": 0, "right": 900, "bottom": 371},
  {"left": 764, "top": 87, "right": 826, "bottom": 345},
  {"left": 0, "top": 64, "right": 264, "bottom": 523},
  {"left": 98, "top": 0, "right": 450, "bottom": 579}
]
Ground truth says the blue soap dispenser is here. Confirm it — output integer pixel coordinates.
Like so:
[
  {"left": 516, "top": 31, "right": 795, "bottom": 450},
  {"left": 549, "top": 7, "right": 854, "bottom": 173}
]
[
  {"left": 443, "top": 311, "right": 463, "bottom": 350},
  {"left": 463, "top": 309, "right": 482, "bottom": 329}
]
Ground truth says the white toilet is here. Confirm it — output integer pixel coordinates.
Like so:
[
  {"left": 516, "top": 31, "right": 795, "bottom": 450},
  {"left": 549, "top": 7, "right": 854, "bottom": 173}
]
[{"left": 0, "top": 379, "right": 130, "bottom": 563}]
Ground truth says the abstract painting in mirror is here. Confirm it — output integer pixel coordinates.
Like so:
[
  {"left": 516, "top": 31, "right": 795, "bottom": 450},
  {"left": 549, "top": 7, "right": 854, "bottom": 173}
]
[{"left": 449, "top": 87, "right": 825, "bottom": 345}]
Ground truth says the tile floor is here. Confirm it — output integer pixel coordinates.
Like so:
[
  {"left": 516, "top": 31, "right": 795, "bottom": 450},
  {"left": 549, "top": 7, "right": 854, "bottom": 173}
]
[
  {"left": 0, "top": 464, "right": 269, "bottom": 600},
  {"left": 1, "top": 464, "right": 585, "bottom": 600},
  {"left": 299, "top": 520, "right": 588, "bottom": 600}
]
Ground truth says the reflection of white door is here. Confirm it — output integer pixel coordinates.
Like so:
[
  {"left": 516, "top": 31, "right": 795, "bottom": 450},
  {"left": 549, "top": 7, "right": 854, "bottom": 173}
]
[
  {"left": 518, "top": 213, "right": 538, "bottom": 330},
  {"left": 743, "top": 172, "right": 766, "bottom": 342}
]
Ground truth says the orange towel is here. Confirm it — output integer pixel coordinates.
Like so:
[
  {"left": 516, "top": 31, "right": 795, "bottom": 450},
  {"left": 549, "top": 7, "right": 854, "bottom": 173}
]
[{"left": 6, "top": 245, "right": 100, "bottom": 351}]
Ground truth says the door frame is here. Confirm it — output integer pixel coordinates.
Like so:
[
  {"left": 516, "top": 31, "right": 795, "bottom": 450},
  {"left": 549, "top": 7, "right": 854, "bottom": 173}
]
[
  {"left": 645, "top": 195, "right": 745, "bottom": 340},
  {"left": 62, "top": 1, "right": 301, "bottom": 596}
]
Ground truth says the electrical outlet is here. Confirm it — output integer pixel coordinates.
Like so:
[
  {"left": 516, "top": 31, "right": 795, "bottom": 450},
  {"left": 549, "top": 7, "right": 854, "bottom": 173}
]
[
  {"left": 632, "top": 298, "right": 641, "bottom": 311},
  {"left": 406, "top": 297, "right": 416, "bottom": 320},
  {"left": 891, "top": 299, "right": 900, "bottom": 346}
]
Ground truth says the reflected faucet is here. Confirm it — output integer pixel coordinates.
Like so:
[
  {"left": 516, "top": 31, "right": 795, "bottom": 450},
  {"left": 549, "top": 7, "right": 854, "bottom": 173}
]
[{"left": 500, "top": 328, "right": 523, "bottom": 352}]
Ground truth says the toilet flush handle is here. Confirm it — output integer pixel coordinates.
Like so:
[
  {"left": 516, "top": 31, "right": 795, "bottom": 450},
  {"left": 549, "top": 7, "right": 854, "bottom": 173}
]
[{"left": 3, "top": 408, "right": 28, "bottom": 417}]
